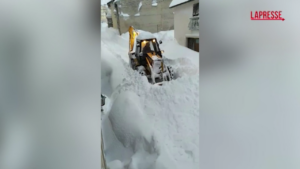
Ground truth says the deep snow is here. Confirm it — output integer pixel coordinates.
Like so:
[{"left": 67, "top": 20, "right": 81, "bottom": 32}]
[{"left": 101, "top": 23, "right": 199, "bottom": 169}]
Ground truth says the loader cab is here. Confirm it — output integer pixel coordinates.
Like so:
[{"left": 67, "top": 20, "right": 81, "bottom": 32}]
[
  {"left": 136, "top": 38, "right": 162, "bottom": 57},
  {"left": 135, "top": 38, "right": 162, "bottom": 67}
]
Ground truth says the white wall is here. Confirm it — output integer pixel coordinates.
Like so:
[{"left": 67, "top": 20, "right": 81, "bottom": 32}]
[{"left": 173, "top": 1, "right": 199, "bottom": 47}]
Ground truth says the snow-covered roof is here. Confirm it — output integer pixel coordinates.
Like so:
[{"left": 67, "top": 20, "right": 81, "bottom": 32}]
[
  {"left": 136, "top": 31, "right": 156, "bottom": 40},
  {"left": 103, "top": 0, "right": 113, "bottom": 5},
  {"left": 169, "top": 0, "right": 194, "bottom": 8}
]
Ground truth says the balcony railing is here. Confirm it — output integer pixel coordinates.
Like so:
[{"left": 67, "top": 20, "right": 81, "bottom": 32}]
[{"left": 188, "top": 16, "right": 199, "bottom": 30}]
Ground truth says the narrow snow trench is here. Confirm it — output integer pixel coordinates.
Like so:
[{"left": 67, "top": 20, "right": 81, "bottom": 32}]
[{"left": 101, "top": 23, "right": 199, "bottom": 169}]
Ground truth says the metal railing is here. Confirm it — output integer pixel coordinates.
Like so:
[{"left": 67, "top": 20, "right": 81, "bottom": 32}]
[{"left": 188, "top": 16, "right": 199, "bottom": 30}]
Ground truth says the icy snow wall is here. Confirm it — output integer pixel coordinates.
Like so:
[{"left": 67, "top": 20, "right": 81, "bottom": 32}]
[{"left": 101, "top": 23, "right": 199, "bottom": 169}]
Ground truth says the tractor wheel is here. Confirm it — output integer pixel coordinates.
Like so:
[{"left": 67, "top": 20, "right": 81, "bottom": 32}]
[{"left": 130, "top": 59, "right": 136, "bottom": 69}]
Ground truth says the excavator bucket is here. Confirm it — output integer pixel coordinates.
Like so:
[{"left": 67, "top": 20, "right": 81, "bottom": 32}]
[{"left": 129, "top": 26, "right": 138, "bottom": 52}]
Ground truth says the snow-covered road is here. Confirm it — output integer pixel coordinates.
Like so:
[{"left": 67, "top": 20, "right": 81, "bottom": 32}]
[{"left": 101, "top": 23, "right": 199, "bottom": 169}]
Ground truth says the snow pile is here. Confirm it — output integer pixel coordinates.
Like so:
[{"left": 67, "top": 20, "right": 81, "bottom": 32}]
[
  {"left": 101, "top": 23, "right": 199, "bottom": 169},
  {"left": 153, "top": 30, "right": 176, "bottom": 42},
  {"left": 136, "top": 31, "right": 156, "bottom": 40}
]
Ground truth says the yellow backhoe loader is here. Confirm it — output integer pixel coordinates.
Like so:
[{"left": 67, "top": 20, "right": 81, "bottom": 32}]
[{"left": 128, "top": 26, "right": 174, "bottom": 85}]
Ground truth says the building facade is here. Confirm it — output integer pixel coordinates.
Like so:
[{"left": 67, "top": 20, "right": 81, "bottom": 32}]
[
  {"left": 170, "top": 0, "right": 199, "bottom": 52},
  {"left": 107, "top": 0, "right": 119, "bottom": 30},
  {"left": 107, "top": 0, "right": 174, "bottom": 34},
  {"left": 101, "top": 5, "right": 108, "bottom": 23}
]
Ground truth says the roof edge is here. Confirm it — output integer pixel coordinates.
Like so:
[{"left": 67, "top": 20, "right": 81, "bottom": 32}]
[{"left": 169, "top": 0, "right": 194, "bottom": 8}]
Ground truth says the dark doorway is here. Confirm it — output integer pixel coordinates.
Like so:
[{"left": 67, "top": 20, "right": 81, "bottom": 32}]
[{"left": 187, "top": 38, "right": 199, "bottom": 52}]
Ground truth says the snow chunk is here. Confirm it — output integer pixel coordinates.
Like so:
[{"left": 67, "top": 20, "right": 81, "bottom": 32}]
[
  {"left": 169, "top": 0, "right": 191, "bottom": 8},
  {"left": 152, "top": 58, "right": 163, "bottom": 75},
  {"left": 120, "top": 11, "right": 130, "bottom": 17},
  {"left": 151, "top": 55, "right": 159, "bottom": 60},
  {"left": 152, "top": 0, "right": 158, "bottom": 6},
  {"left": 136, "top": 31, "right": 156, "bottom": 40},
  {"left": 134, "top": 2, "right": 142, "bottom": 16},
  {"left": 138, "top": 1, "right": 142, "bottom": 11},
  {"left": 120, "top": 11, "right": 130, "bottom": 20}
]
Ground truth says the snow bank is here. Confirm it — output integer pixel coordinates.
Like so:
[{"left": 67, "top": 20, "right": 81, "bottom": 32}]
[
  {"left": 153, "top": 30, "right": 176, "bottom": 42},
  {"left": 102, "top": 90, "right": 180, "bottom": 169},
  {"left": 108, "top": 91, "right": 155, "bottom": 150},
  {"left": 107, "top": 160, "right": 123, "bottom": 169},
  {"left": 101, "top": 23, "right": 199, "bottom": 169}
]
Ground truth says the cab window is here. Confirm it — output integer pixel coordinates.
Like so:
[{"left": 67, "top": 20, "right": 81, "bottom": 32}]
[{"left": 141, "top": 40, "right": 158, "bottom": 53}]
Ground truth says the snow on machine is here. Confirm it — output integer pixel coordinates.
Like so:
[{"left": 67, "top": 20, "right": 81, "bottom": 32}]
[{"left": 128, "top": 26, "right": 174, "bottom": 85}]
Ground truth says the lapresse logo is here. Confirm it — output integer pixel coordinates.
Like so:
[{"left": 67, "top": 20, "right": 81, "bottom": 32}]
[{"left": 251, "top": 11, "right": 285, "bottom": 21}]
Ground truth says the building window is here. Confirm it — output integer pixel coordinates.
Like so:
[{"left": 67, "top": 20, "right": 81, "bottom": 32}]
[
  {"left": 193, "top": 3, "right": 199, "bottom": 16},
  {"left": 107, "top": 18, "right": 113, "bottom": 27},
  {"left": 187, "top": 38, "right": 199, "bottom": 52}
]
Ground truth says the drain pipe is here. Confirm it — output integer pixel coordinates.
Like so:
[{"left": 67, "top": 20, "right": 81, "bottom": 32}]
[
  {"left": 101, "top": 131, "right": 107, "bottom": 169},
  {"left": 114, "top": 1, "right": 122, "bottom": 35}
]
